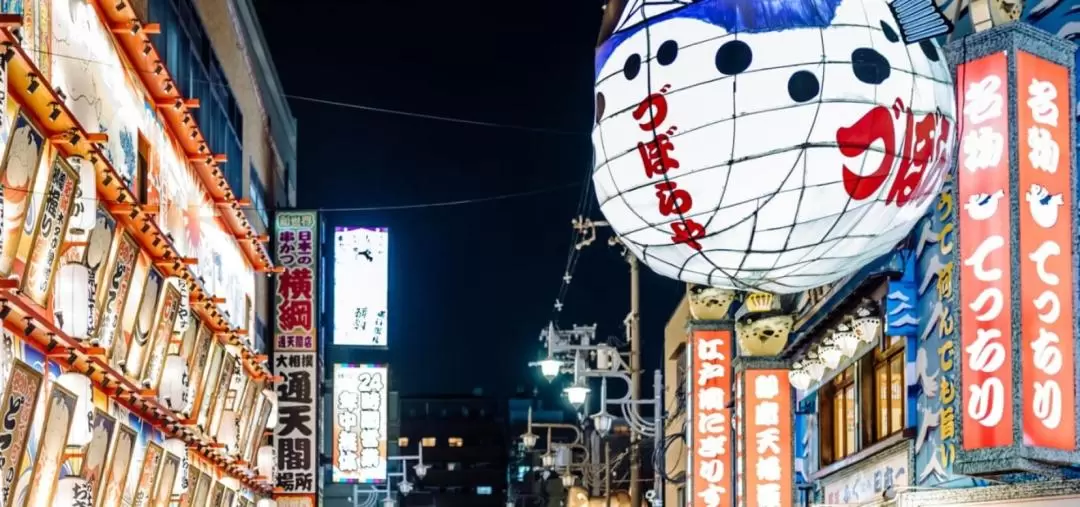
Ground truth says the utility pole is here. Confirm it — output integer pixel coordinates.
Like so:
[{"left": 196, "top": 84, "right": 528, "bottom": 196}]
[{"left": 572, "top": 217, "right": 643, "bottom": 507}]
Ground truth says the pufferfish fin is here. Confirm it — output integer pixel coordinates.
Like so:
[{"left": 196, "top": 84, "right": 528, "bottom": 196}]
[{"left": 888, "top": 0, "right": 955, "bottom": 43}]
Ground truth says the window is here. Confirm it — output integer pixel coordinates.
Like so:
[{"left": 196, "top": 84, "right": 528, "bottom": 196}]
[
  {"left": 476, "top": 486, "right": 493, "bottom": 495},
  {"left": 672, "top": 343, "right": 688, "bottom": 416},
  {"left": 397, "top": 437, "right": 408, "bottom": 448},
  {"left": 448, "top": 437, "right": 463, "bottom": 448},
  {"left": 421, "top": 437, "right": 436, "bottom": 448},
  {"left": 820, "top": 365, "right": 857, "bottom": 466},
  {"left": 873, "top": 335, "right": 906, "bottom": 440}
]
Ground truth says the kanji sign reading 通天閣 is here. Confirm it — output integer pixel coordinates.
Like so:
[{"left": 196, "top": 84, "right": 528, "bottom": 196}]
[
  {"left": 275, "top": 352, "right": 317, "bottom": 495},
  {"left": 275, "top": 211, "right": 318, "bottom": 352}
]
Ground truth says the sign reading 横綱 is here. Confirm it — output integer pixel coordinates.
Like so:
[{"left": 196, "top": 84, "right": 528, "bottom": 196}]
[
  {"left": 275, "top": 212, "right": 318, "bottom": 352},
  {"left": 738, "top": 368, "right": 793, "bottom": 507},
  {"left": 956, "top": 50, "right": 1014, "bottom": 451},
  {"left": 949, "top": 23, "right": 1080, "bottom": 474},
  {"left": 1016, "top": 51, "right": 1075, "bottom": 451},
  {"left": 274, "top": 352, "right": 317, "bottom": 496},
  {"left": 688, "top": 329, "right": 732, "bottom": 507}
]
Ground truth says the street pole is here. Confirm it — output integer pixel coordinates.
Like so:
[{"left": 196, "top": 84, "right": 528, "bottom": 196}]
[
  {"left": 628, "top": 255, "right": 642, "bottom": 507},
  {"left": 605, "top": 441, "right": 612, "bottom": 507}
]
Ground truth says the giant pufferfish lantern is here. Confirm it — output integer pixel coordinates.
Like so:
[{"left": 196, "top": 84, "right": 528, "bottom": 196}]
[{"left": 593, "top": 0, "right": 958, "bottom": 294}]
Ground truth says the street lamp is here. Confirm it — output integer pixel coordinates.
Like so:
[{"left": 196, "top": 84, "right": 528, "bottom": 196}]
[
  {"left": 564, "top": 380, "right": 590, "bottom": 407},
  {"left": 381, "top": 498, "right": 396, "bottom": 507},
  {"left": 538, "top": 357, "right": 562, "bottom": 381},
  {"left": 521, "top": 432, "right": 538, "bottom": 449},
  {"left": 412, "top": 462, "right": 429, "bottom": 479},
  {"left": 398, "top": 480, "right": 413, "bottom": 495},
  {"left": 560, "top": 473, "right": 576, "bottom": 488},
  {"left": 541, "top": 453, "right": 555, "bottom": 469},
  {"left": 591, "top": 410, "right": 614, "bottom": 437}
]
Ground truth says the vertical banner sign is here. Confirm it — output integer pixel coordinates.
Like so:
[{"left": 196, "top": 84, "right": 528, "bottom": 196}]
[
  {"left": 0, "top": 361, "right": 42, "bottom": 507},
  {"left": 332, "top": 364, "right": 388, "bottom": 483},
  {"left": 1016, "top": 51, "right": 1075, "bottom": 450},
  {"left": 96, "top": 232, "right": 139, "bottom": 358},
  {"left": 743, "top": 370, "right": 793, "bottom": 507},
  {"left": 21, "top": 156, "right": 78, "bottom": 306},
  {"left": 957, "top": 51, "right": 1013, "bottom": 450},
  {"left": 689, "top": 330, "right": 732, "bottom": 507},
  {"left": 273, "top": 211, "right": 319, "bottom": 501},
  {"left": 734, "top": 371, "right": 744, "bottom": 507}
]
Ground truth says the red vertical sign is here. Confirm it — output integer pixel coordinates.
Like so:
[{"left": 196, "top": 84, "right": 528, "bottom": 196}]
[
  {"left": 957, "top": 51, "right": 1014, "bottom": 450},
  {"left": 1017, "top": 51, "right": 1076, "bottom": 450},
  {"left": 743, "top": 369, "right": 792, "bottom": 507},
  {"left": 690, "top": 330, "right": 732, "bottom": 507}
]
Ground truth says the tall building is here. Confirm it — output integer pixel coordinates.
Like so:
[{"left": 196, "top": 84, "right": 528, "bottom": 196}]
[{"left": 397, "top": 393, "right": 509, "bottom": 506}]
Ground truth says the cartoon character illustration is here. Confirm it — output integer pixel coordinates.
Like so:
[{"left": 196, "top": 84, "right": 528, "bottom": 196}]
[{"left": 593, "top": 0, "right": 957, "bottom": 293}]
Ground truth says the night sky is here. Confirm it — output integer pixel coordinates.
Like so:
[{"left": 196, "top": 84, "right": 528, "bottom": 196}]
[{"left": 255, "top": 0, "right": 683, "bottom": 399}]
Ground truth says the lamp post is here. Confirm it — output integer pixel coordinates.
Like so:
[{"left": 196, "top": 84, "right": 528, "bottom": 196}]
[
  {"left": 350, "top": 444, "right": 427, "bottom": 507},
  {"left": 520, "top": 405, "right": 593, "bottom": 492}
]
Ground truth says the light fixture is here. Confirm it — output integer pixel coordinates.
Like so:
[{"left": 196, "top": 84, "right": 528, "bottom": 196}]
[
  {"left": 398, "top": 480, "right": 413, "bottom": 495},
  {"left": 560, "top": 474, "right": 576, "bottom": 488},
  {"left": 381, "top": 498, "right": 397, "bottom": 507},
  {"left": 541, "top": 453, "right": 555, "bottom": 469},
  {"left": 48, "top": 102, "right": 61, "bottom": 121},
  {"left": 834, "top": 323, "right": 860, "bottom": 358},
  {"left": 563, "top": 381, "right": 590, "bottom": 407},
  {"left": 56, "top": 372, "right": 93, "bottom": 446},
  {"left": 541, "top": 470, "right": 551, "bottom": 480},
  {"left": 788, "top": 361, "right": 812, "bottom": 391},
  {"left": 164, "top": 80, "right": 173, "bottom": 93},
  {"left": 153, "top": 62, "right": 163, "bottom": 75},
  {"left": 142, "top": 41, "right": 152, "bottom": 56},
  {"left": 538, "top": 358, "right": 561, "bottom": 381},
  {"left": 818, "top": 334, "right": 844, "bottom": 369},
  {"left": 114, "top": 1, "right": 126, "bottom": 10},
  {"left": 853, "top": 301, "right": 883, "bottom": 344},
  {"left": 26, "top": 73, "right": 38, "bottom": 93},
  {"left": 521, "top": 432, "right": 537, "bottom": 449},
  {"left": 412, "top": 463, "right": 428, "bottom": 480},
  {"left": 803, "top": 351, "right": 826, "bottom": 382},
  {"left": 591, "top": 411, "right": 614, "bottom": 437}
]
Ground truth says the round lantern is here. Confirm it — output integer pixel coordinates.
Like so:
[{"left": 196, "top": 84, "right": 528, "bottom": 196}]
[
  {"left": 53, "top": 262, "right": 91, "bottom": 341},
  {"left": 256, "top": 500, "right": 277, "bottom": 507},
  {"left": 167, "top": 276, "right": 191, "bottom": 333},
  {"left": 56, "top": 372, "right": 94, "bottom": 447},
  {"left": 592, "top": 1, "right": 956, "bottom": 293},
  {"left": 67, "top": 155, "right": 97, "bottom": 233},
  {"left": 52, "top": 476, "right": 92, "bottom": 507},
  {"left": 217, "top": 410, "right": 239, "bottom": 454},
  {"left": 159, "top": 355, "right": 189, "bottom": 412},
  {"left": 263, "top": 389, "right": 279, "bottom": 430},
  {"left": 256, "top": 445, "right": 275, "bottom": 480},
  {"left": 162, "top": 437, "right": 189, "bottom": 495}
]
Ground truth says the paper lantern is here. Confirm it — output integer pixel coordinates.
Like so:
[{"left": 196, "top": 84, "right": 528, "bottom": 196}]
[
  {"left": 256, "top": 500, "right": 277, "bottom": 507},
  {"left": 592, "top": 0, "right": 956, "bottom": 293},
  {"left": 162, "top": 437, "right": 190, "bottom": 495},
  {"left": 67, "top": 156, "right": 97, "bottom": 233},
  {"left": 788, "top": 361, "right": 812, "bottom": 391},
  {"left": 52, "top": 476, "right": 93, "bottom": 507},
  {"left": 818, "top": 335, "right": 844, "bottom": 369},
  {"left": 217, "top": 410, "right": 239, "bottom": 454},
  {"left": 57, "top": 372, "right": 94, "bottom": 447},
  {"left": 263, "top": 389, "right": 279, "bottom": 430},
  {"left": 159, "top": 355, "right": 189, "bottom": 412},
  {"left": 834, "top": 323, "right": 860, "bottom": 358},
  {"left": 53, "top": 263, "right": 91, "bottom": 340},
  {"left": 220, "top": 476, "right": 240, "bottom": 490},
  {"left": 256, "top": 445, "right": 275, "bottom": 480},
  {"left": 167, "top": 276, "right": 191, "bottom": 333}
]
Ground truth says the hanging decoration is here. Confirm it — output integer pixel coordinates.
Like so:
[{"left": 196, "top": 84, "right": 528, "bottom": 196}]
[
  {"left": 263, "top": 388, "right": 279, "bottom": 430},
  {"left": 592, "top": 0, "right": 957, "bottom": 293},
  {"left": 162, "top": 438, "right": 190, "bottom": 496},
  {"left": 56, "top": 372, "right": 94, "bottom": 447},
  {"left": 168, "top": 276, "right": 192, "bottom": 333},
  {"left": 256, "top": 445, "right": 275, "bottom": 482},
  {"left": 51, "top": 476, "right": 92, "bottom": 507},
  {"left": 66, "top": 155, "right": 97, "bottom": 234},
  {"left": 53, "top": 262, "right": 92, "bottom": 341},
  {"left": 159, "top": 355, "right": 190, "bottom": 412}
]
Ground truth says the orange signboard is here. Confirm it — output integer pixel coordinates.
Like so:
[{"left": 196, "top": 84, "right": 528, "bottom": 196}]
[
  {"left": 1016, "top": 50, "right": 1075, "bottom": 451},
  {"left": 743, "top": 369, "right": 792, "bottom": 507},
  {"left": 957, "top": 51, "right": 1014, "bottom": 450},
  {"left": 690, "top": 330, "right": 732, "bottom": 507}
]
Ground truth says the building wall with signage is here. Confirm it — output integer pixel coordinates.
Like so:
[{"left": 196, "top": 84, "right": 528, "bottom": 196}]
[{"left": 0, "top": 0, "right": 283, "bottom": 504}]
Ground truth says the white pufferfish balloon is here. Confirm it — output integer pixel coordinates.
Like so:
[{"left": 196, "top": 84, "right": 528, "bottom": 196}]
[{"left": 593, "top": 0, "right": 958, "bottom": 293}]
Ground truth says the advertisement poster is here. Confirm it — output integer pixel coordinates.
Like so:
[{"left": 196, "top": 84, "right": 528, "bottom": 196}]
[
  {"left": 332, "top": 227, "right": 388, "bottom": 347},
  {"left": 332, "top": 364, "right": 388, "bottom": 483},
  {"left": 274, "top": 211, "right": 318, "bottom": 352}
]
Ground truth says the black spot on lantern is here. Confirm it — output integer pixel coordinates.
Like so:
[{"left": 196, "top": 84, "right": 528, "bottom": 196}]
[
  {"left": 851, "top": 47, "right": 891, "bottom": 85},
  {"left": 880, "top": 20, "right": 900, "bottom": 43},
  {"left": 623, "top": 53, "right": 641, "bottom": 80},
  {"left": 657, "top": 40, "right": 678, "bottom": 66},
  {"left": 787, "top": 70, "right": 820, "bottom": 103},
  {"left": 715, "top": 40, "right": 752, "bottom": 75}
]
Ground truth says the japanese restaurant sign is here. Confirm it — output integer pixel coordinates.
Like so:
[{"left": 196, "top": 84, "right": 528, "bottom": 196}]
[
  {"left": 689, "top": 329, "right": 732, "bottom": 507},
  {"left": 742, "top": 369, "right": 793, "bottom": 507},
  {"left": 275, "top": 211, "right": 318, "bottom": 352},
  {"left": 957, "top": 51, "right": 1014, "bottom": 451},
  {"left": 22, "top": 156, "right": 78, "bottom": 307},
  {"left": 274, "top": 352, "right": 317, "bottom": 496},
  {"left": 1016, "top": 50, "right": 1075, "bottom": 451}
]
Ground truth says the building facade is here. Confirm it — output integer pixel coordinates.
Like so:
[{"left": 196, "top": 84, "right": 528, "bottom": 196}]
[
  {"left": 396, "top": 393, "right": 509, "bottom": 506},
  {"left": 0, "top": 0, "right": 291, "bottom": 504},
  {"left": 661, "top": 8, "right": 1080, "bottom": 507}
]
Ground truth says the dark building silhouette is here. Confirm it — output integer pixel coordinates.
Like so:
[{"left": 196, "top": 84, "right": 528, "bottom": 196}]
[{"left": 397, "top": 391, "right": 509, "bottom": 506}]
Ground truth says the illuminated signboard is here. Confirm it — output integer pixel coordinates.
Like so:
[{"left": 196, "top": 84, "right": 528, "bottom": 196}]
[
  {"left": 332, "top": 364, "right": 388, "bottom": 483},
  {"left": 688, "top": 329, "right": 732, "bottom": 507},
  {"left": 333, "top": 227, "right": 389, "bottom": 347}
]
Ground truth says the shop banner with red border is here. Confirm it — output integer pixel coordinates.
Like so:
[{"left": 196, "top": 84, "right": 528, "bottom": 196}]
[
  {"left": 742, "top": 369, "right": 793, "bottom": 507},
  {"left": 957, "top": 51, "right": 1014, "bottom": 450},
  {"left": 274, "top": 211, "right": 318, "bottom": 352},
  {"left": 1016, "top": 50, "right": 1076, "bottom": 451},
  {"left": 688, "top": 329, "right": 733, "bottom": 507}
]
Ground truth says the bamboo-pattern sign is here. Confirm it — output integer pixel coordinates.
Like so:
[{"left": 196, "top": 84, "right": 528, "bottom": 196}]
[
  {"left": 0, "top": 361, "right": 42, "bottom": 507},
  {"left": 21, "top": 156, "right": 78, "bottom": 306}
]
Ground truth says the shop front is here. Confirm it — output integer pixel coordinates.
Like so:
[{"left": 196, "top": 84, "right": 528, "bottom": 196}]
[{"left": 899, "top": 481, "right": 1080, "bottom": 507}]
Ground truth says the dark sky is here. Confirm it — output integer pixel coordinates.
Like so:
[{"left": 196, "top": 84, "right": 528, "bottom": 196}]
[{"left": 254, "top": 0, "right": 683, "bottom": 399}]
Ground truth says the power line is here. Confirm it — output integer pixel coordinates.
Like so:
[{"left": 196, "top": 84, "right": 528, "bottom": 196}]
[{"left": 313, "top": 181, "right": 583, "bottom": 212}]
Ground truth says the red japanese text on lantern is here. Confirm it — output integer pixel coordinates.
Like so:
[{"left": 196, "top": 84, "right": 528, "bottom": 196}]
[
  {"left": 957, "top": 51, "right": 1013, "bottom": 450},
  {"left": 275, "top": 212, "right": 318, "bottom": 352},
  {"left": 634, "top": 85, "right": 705, "bottom": 250},
  {"left": 690, "top": 330, "right": 733, "bottom": 507},
  {"left": 1017, "top": 51, "right": 1076, "bottom": 450},
  {"left": 743, "top": 370, "right": 793, "bottom": 507},
  {"left": 837, "top": 97, "right": 953, "bottom": 209}
]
